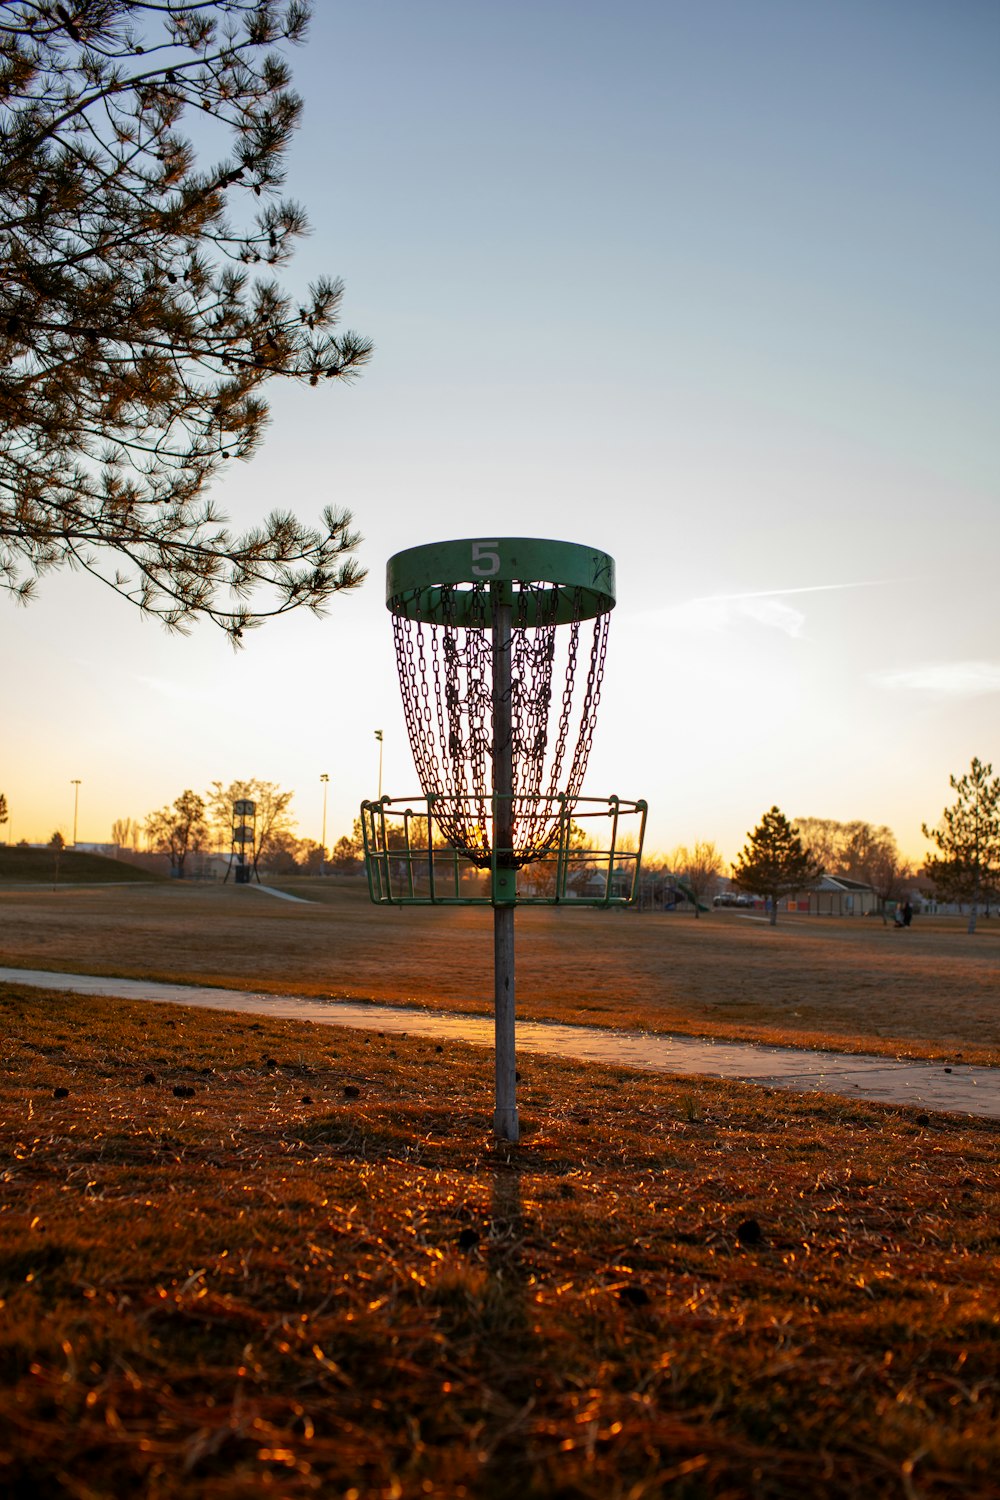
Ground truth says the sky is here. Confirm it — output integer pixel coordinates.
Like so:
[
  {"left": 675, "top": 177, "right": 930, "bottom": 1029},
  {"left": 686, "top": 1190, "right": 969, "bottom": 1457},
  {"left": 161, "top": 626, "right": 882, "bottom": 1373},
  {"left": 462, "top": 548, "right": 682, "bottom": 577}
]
[{"left": 2, "top": 0, "right": 998, "bottom": 862}]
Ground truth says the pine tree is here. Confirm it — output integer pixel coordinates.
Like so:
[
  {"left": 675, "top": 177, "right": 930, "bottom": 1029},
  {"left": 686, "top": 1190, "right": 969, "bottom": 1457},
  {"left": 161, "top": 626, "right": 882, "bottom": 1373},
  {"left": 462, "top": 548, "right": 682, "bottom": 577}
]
[
  {"left": 922, "top": 758, "right": 1000, "bottom": 933},
  {"left": 731, "top": 806, "right": 823, "bottom": 926},
  {"left": 0, "top": 2, "right": 372, "bottom": 640}
]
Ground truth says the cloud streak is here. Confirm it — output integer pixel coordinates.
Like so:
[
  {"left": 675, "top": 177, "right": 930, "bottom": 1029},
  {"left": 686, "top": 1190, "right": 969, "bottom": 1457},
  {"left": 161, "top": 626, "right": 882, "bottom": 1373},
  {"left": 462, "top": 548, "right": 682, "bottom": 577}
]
[
  {"left": 696, "top": 580, "right": 899, "bottom": 604},
  {"left": 630, "top": 578, "right": 896, "bottom": 640},
  {"left": 871, "top": 661, "right": 1000, "bottom": 698}
]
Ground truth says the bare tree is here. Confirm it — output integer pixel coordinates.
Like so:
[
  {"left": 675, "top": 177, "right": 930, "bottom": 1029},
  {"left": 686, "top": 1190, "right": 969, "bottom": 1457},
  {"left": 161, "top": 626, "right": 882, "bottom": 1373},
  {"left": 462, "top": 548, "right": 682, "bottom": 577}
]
[
  {"left": 864, "top": 839, "right": 912, "bottom": 925},
  {"left": 111, "top": 816, "right": 134, "bottom": 850},
  {"left": 795, "top": 815, "right": 912, "bottom": 921},
  {"left": 145, "top": 789, "right": 208, "bottom": 877},
  {"left": 790, "top": 817, "right": 843, "bottom": 873},
  {"left": 670, "top": 841, "right": 724, "bottom": 917},
  {"left": 206, "top": 777, "right": 294, "bottom": 879}
]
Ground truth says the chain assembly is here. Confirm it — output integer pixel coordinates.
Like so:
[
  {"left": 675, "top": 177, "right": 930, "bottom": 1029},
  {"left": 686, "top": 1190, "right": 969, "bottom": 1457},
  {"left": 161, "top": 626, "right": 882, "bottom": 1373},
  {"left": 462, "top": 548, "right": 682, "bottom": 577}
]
[{"left": 391, "top": 576, "right": 609, "bottom": 867}]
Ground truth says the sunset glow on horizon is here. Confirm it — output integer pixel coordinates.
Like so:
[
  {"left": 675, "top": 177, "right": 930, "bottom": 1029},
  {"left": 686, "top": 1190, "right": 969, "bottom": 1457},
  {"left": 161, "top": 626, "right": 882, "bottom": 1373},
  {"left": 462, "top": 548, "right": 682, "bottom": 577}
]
[{"left": 1, "top": 1, "right": 997, "bottom": 869}]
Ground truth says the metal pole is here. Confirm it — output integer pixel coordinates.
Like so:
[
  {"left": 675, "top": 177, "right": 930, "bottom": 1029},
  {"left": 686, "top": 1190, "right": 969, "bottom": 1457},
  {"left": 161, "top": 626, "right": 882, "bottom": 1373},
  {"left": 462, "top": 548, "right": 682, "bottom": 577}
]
[
  {"left": 320, "top": 773, "right": 329, "bottom": 874},
  {"left": 71, "top": 780, "right": 81, "bottom": 846},
  {"left": 492, "top": 593, "right": 518, "bottom": 1142}
]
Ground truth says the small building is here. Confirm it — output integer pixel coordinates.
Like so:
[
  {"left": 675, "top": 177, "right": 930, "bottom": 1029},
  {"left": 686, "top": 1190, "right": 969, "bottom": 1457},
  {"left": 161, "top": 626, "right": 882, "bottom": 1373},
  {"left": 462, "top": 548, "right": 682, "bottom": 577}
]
[{"left": 808, "top": 875, "right": 878, "bottom": 917}]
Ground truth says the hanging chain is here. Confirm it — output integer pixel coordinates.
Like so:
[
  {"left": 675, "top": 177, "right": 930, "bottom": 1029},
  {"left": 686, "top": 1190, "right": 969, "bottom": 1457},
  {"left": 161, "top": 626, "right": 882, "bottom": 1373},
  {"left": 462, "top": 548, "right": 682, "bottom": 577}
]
[
  {"left": 565, "top": 609, "right": 610, "bottom": 801},
  {"left": 392, "top": 578, "right": 611, "bottom": 868}
]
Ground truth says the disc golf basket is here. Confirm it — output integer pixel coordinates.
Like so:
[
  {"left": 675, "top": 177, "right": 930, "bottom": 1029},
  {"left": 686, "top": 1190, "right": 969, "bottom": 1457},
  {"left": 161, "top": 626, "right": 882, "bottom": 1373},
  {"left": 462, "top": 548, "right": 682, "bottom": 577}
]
[
  {"left": 361, "top": 537, "right": 646, "bottom": 1141},
  {"left": 229, "top": 798, "right": 256, "bottom": 885}
]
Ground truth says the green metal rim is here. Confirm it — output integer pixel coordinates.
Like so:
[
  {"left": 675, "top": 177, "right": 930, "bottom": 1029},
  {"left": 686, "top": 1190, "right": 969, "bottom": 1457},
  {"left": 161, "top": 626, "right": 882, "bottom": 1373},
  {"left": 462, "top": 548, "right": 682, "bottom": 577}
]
[{"left": 386, "top": 537, "right": 616, "bottom": 625}]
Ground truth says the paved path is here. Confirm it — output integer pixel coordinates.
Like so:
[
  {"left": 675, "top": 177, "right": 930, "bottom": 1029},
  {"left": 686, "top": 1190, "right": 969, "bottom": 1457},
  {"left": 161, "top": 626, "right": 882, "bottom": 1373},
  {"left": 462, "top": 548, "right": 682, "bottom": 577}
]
[
  {"left": 2, "top": 967, "right": 997, "bottom": 1120},
  {"left": 251, "top": 885, "right": 314, "bottom": 904}
]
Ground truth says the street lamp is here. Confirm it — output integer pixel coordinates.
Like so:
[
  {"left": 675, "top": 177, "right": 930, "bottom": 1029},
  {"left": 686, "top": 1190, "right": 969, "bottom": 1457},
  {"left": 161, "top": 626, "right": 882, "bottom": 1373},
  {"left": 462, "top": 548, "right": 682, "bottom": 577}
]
[
  {"left": 70, "top": 780, "right": 81, "bottom": 846},
  {"left": 375, "top": 730, "right": 383, "bottom": 800},
  {"left": 320, "top": 773, "right": 329, "bottom": 875}
]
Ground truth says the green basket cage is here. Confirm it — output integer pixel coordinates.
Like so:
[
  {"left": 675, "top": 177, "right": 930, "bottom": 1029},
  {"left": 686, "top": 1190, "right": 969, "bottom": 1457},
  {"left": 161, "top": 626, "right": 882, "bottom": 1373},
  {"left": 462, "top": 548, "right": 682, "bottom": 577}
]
[{"left": 361, "top": 793, "right": 647, "bottom": 906}]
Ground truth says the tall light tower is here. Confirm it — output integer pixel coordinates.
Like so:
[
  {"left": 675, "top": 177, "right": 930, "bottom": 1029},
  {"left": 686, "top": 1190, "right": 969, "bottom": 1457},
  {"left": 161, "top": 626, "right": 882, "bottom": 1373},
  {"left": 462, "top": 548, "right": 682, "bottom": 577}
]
[
  {"left": 70, "top": 779, "right": 81, "bottom": 846},
  {"left": 320, "top": 773, "right": 329, "bottom": 874},
  {"left": 375, "top": 730, "right": 383, "bottom": 800}
]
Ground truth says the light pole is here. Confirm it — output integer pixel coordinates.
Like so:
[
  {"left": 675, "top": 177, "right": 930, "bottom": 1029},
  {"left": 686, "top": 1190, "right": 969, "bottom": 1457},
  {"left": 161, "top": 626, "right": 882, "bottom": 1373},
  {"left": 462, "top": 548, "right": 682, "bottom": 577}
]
[
  {"left": 70, "top": 780, "right": 81, "bottom": 846},
  {"left": 375, "top": 730, "right": 383, "bottom": 800},
  {"left": 320, "top": 773, "right": 329, "bottom": 875}
]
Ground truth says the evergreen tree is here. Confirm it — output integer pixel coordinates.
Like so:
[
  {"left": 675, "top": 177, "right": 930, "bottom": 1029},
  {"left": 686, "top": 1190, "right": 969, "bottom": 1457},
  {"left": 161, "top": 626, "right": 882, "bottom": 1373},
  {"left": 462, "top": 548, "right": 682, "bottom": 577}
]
[
  {"left": 731, "top": 806, "right": 822, "bottom": 926},
  {"left": 922, "top": 758, "right": 1000, "bottom": 933},
  {"left": 0, "top": 2, "right": 372, "bottom": 640}
]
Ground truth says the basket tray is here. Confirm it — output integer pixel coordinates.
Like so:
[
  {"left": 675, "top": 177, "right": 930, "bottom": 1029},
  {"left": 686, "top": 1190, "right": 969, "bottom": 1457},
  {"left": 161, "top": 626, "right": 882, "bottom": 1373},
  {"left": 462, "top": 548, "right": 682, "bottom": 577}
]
[{"left": 360, "top": 793, "right": 647, "bottom": 907}]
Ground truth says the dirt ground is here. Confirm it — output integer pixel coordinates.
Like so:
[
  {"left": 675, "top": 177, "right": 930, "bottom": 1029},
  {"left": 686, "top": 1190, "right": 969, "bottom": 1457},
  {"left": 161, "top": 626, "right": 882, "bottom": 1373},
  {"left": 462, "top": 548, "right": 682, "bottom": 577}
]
[{"left": 1, "top": 879, "right": 997, "bottom": 1063}]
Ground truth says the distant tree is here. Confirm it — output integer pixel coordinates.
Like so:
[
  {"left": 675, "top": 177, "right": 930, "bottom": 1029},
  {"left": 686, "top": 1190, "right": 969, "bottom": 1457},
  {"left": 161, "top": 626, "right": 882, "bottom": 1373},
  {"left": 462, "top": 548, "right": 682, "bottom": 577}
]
[
  {"left": 354, "top": 810, "right": 431, "bottom": 854},
  {"left": 791, "top": 817, "right": 844, "bottom": 873},
  {"left": 865, "top": 839, "right": 913, "bottom": 925},
  {"left": 670, "top": 841, "right": 724, "bottom": 918},
  {"left": 840, "top": 821, "right": 892, "bottom": 885},
  {"left": 922, "top": 758, "right": 1000, "bottom": 934},
  {"left": 49, "top": 827, "right": 64, "bottom": 884},
  {"left": 330, "top": 834, "right": 361, "bottom": 873},
  {"left": 732, "top": 807, "right": 823, "bottom": 927},
  {"left": 0, "top": 1, "right": 371, "bottom": 640},
  {"left": 259, "top": 828, "right": 302, "bottom": 874},
  {"left": 145, "top": 790, "right": 208, "bottom": 877},
  {"left": 111, "top": 817, "right": 134, "bottom": 850},
  {"left": 294, "top": 838, "right": 326, "bottom": 874},
  {"left": 795, "top": 815, "right": 911, "bottom": 922},
  {"left": 207, "top": 779, "right": 294, "bottom": 879},
  {"left": 0, "top": 791, "right": 7, "bottom": 841}
]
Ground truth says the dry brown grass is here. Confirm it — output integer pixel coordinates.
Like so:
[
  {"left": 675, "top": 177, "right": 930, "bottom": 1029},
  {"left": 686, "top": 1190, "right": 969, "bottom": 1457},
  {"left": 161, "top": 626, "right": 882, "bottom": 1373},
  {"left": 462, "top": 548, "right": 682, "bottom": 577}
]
[
  {"left": 1, "top": 880, "right": 998, "bottom": 1064},
  {"left": 1, "top": 982, "right": 998, "bottom": 1498}
]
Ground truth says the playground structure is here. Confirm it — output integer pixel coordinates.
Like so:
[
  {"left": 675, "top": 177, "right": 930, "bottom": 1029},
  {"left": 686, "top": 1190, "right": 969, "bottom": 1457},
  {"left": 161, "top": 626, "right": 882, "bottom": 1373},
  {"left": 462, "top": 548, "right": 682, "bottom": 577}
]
[
  {"left": 228, "top": 798, "right": 256, "bottom": 884},
  {"left": 361, "top": 537, "right": 646, "bottom": 1141}
]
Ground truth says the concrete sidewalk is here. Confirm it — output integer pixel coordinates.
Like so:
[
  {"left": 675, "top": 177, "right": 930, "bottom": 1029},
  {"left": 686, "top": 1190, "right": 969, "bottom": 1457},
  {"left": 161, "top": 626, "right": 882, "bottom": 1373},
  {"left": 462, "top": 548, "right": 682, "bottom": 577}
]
[{"left": 2, "top": 966, "right": 996, "bottom": 1120}]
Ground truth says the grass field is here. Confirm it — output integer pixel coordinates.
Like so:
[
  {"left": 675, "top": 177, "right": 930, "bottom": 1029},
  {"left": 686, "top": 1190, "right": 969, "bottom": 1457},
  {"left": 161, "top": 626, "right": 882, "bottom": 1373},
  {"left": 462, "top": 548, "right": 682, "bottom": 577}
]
[
  {"left": 0, "top": 879, "right": 998, "bottom": 1064},
  {"left": 0, "top": 847, "right": 162, "bottom": 885},
  {"left": 1, "top": 982, "right": 998, "bottom": 1498}
]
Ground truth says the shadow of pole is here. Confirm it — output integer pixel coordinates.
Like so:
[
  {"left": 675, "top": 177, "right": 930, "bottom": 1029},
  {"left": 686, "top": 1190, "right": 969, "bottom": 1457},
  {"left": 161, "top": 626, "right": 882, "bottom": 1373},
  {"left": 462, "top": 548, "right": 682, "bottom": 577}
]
[{"left": 468, "top": 1158, "right": 542, "bottom": 1488}]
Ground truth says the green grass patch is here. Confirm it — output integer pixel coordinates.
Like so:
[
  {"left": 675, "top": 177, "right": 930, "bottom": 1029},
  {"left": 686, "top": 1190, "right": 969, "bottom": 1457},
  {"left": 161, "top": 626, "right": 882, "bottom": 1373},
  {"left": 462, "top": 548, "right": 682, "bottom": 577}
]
[
  {"left": 0, "top": 982, "right": 998, "bottom": 1496},
  {"left": 0, "top": 846, "right": 163, "bottom": 884}
]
